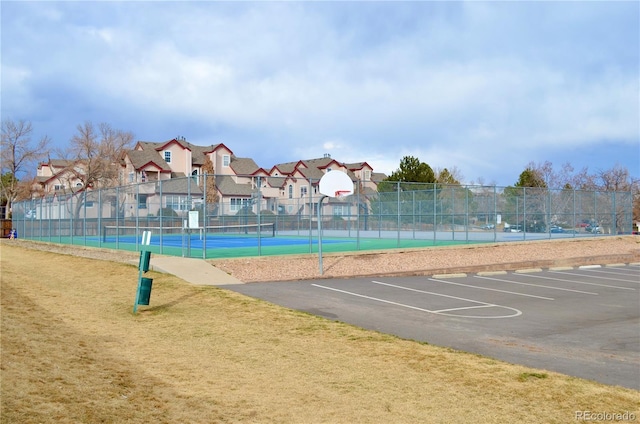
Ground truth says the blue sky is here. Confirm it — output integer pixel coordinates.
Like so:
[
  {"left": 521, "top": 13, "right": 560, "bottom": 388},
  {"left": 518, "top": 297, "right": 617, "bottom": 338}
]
[{"left": 2, "top": 1, "right": 638, "bottom": 186}]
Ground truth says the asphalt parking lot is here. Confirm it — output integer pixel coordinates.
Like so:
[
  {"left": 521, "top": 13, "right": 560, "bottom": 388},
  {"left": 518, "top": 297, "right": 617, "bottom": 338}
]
[{"left": 223, "top": 264, "right": 640, "bottom": 390}]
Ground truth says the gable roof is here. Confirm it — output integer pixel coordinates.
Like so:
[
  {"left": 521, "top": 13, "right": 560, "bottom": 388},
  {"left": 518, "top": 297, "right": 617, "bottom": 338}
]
[
  {"left": 230, "top": 156, "right": 264, "bottom": 176},
  {"left": 345, "top": 161, "right": 372, "bottom": 171},
  {"left": 125, "top": 149, "right": 172, "bottom": 172}
]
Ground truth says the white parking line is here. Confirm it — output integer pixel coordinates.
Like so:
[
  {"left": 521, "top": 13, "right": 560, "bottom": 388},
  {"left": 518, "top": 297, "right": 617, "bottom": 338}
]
[
  {"left": 569, "top": 267, "right": 640, "bottom": 281},
  {"left": 311, "top": 284, "right": 435, "bottom": 313},
  {"left": 524, "top": 273, "right": 636, "bottom": 290},
  {"left": 311, "top": 282, "right": 522, "bottom": 318},
  {"left": 369, "top": 280, "right": 522, "bottom": 318},
  {"left": 474, "top": 275, "right": 599, "bottom": 295},
  {"left": 431, "top": 304, "right": 495, "bottom": 314},
  {"left": 371, "top": 280, "right": 499, "bottom": 304},
  {"left": 429, "top": 277, "right": 554, "bottom": 300},
  {"left": 550, "top": 270, "right": 640, "bottom": 285}
]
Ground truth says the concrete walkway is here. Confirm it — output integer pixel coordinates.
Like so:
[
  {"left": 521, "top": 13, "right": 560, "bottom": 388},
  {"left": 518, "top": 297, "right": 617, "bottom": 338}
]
[{"left": 148, "top": 256, "right": 244, "bottom": 286}]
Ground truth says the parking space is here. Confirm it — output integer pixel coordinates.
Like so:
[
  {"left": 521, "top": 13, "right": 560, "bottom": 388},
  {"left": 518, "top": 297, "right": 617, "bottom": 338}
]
[{"left": 224, "top": 264, "right": 640, "bottom": 389}]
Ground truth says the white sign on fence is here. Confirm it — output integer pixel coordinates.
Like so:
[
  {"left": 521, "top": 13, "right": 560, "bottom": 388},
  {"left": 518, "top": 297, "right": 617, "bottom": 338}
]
[{"left": 188, "top": 211, "right": 199, "bottom": 229}]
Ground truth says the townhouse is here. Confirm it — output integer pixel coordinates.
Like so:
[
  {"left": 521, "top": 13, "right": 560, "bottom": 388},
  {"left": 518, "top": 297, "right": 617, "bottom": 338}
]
[{"left": 33, "top": 137, "right": 386, "bottom": 220}]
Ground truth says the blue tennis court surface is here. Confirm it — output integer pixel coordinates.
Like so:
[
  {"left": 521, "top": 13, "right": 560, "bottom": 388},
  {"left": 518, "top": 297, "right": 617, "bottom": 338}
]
[
  {"left": 102, "top": 233, "right": 350, "bottom": 248},
  {"left": 90, "top": 230, "right": 473, "bottom": 258}
]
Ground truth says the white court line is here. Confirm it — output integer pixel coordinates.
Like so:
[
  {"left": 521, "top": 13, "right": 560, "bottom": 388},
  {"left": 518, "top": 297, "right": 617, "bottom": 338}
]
[
  {"left": 474, "top": 275, "right": 599, "bottom": 295},
  {"left": 428, "top": 278, "right": 554, "bottom": 300},
  {"left": 311, "top": 283, "right": 522, "bottom": 318},
  {"left": 525, "top": 273, "right": 636, "bottom": 290},
  {"left": 550, "top": 270, "right": 640, "bottom": 284}
]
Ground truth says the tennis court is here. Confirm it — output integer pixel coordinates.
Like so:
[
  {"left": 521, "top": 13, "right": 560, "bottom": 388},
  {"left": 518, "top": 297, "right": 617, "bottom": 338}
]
[{"left": 44, "top": 222, "right": 482, "bottom": 259}]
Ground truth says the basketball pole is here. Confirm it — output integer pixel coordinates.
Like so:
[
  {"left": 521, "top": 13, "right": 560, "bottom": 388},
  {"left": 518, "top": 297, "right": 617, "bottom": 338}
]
[{"left": 317, "top": 195, "right": 328, "bottom": 275}]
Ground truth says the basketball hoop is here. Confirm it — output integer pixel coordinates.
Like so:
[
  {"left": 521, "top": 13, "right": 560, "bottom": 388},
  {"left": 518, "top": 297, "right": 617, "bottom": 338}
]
[
  {"left": 319, "top": 171, "right": 354, "bottom": 197},
  {"left": 317, "top": 171, "right": 354, "bottom": 275}
]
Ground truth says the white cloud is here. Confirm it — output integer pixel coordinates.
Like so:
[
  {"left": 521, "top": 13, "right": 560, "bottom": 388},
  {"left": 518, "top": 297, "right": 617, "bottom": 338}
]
[{"left": 1, "top": 1, "right": 637, "bottom": 186}]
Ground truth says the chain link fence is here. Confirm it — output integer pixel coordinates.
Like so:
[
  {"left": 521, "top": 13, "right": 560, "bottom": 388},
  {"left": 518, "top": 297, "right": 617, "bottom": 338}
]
[{"left": 10, "top": 175, "right": 634, "bottom": 258}]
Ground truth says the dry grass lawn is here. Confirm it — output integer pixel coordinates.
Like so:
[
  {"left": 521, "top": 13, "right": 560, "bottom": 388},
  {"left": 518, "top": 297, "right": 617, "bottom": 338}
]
[{"left": 1, "top": 241, "right": 638, "bottom": 423}]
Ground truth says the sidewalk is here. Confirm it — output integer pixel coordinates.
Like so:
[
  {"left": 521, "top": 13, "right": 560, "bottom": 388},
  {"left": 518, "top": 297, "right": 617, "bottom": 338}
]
[{"left": 148, "top": 255, "right": 244, "bottom": 286}]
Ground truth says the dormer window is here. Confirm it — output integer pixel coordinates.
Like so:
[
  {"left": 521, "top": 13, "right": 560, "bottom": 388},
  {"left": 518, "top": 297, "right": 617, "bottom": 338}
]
[
  {"left": 223, "top": 155, "right": 230, "bottom": 167},
  {"left": 164, "top": 151, "right": 172, "bottom": 163}
]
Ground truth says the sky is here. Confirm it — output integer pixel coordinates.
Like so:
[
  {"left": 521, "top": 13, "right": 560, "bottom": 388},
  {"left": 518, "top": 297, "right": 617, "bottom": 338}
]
[{"left": 2, "top": 1, "right": 639, "bottom": 187}]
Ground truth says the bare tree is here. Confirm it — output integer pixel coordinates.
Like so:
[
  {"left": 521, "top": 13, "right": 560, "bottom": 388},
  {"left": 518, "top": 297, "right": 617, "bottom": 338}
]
[
  {"left": 61, "top": 121, "right": 134, "bottom": 192},
  {"left": 0, "top": 119, "right": 50, "bottom": 218},
  {"left": 593, "top": 165, "right": 639, "bottom": 233},
  {"left": 596, "top": 164, "right": 636, "bottom": 192},
  {"left": 58, "top": 121, "right": 133, "bottom": 222},
  {"left": 200, "top": 156, "right": 218, "bottom": 199}
]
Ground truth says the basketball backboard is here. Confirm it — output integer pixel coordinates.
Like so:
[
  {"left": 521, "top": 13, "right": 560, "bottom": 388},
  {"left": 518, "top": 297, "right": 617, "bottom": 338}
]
[{"left": 318, "top": 171, "right": 354, "bottom": 197}]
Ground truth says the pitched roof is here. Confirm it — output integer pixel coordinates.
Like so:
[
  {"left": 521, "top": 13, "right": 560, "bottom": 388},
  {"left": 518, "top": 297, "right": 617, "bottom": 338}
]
[
  {"left": 269, "top": 160, "right": 300, "bottom": 175},
  {"left": 299, "top": 157, "right": 337, "bottom": 170},
  {"left": 215, "top": 175, "right": 255, "bottom": 196},
  {"left": 345, "top": 161, "right": 372, "bottom": 171},
  {"left": 126, "top": 149, "right": 172, "bottom": 172},
  {"left": 157, "top": 177, "right": 203, "bottom": 195},
  {"left": 296, "top": 166, "right": 325, "bottom": 181},
  {"left": 190, "top": 143, "right": 226, "bottom": 166},
  {"left": 229, "top": 156, "right": 262, "bottom": 176},
  {"left": 371, "top": 172, "right": 387, "bottom": 183}
]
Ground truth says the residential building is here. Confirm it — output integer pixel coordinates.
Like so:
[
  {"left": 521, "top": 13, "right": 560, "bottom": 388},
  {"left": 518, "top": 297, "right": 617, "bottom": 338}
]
[{"left": 33, "top": 137, "right": 386, "bottom": 220}]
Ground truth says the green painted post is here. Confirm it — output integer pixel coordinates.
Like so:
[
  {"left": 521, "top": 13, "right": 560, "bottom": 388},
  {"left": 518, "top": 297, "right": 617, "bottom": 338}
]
[{"left": 133, "top": 231, "right": 152, "bottom": 314}]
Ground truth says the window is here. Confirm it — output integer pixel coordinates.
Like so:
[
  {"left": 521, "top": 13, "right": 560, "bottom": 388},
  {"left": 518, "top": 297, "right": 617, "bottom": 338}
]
[
  {"left": 364, "top": 170, "right": 371, "bottom": 181},
  {"left": 288, "top": 185, "right": 293, "bottom": 199},
  {"left": 164, "top": 151, "right": 172, "bottom": 163},
  {"left": 230, "top": 198, "right": 250, "bottom": 212},
  {"left": 54, "top": 184, "right": 65, "bottom": 191},
  {"left": 300, "top": 186, "right": 307, "bottom": 197},
  {"left": 137, "top": 194, "right": 148, "bottom": 209},
  {"left": 223, "top": 155, "right": 230, "bottom": 167},
  {"left": 128, "top": 172, "right": 134, "bottom": 183},
  {"left": 333, "top": 205, "right": 346, "bottom": 216},
  {"left": 166, "top": 195, "right": 189, "bottom": 212}
]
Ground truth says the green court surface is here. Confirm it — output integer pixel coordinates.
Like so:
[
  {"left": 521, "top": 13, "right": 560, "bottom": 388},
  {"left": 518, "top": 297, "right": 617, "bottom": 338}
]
[{"left": 25, "top": 234, "right": 486, "bottom": 259}]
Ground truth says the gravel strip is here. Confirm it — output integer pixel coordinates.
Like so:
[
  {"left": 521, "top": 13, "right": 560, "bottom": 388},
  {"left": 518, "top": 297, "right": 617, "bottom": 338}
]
[{"left": 212, "top": 236, "right": 640, "bottom": 282}]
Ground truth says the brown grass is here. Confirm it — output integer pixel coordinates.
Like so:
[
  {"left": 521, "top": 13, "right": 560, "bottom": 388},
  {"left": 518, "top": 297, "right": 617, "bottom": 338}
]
[{"left": 1, "top": 241, "right": 638, "bottom": 423}]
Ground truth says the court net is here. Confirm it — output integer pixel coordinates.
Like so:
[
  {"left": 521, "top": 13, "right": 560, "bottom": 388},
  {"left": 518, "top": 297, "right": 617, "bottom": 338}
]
[{"left": 102, "top": 223, "right": 276, "bottom": 243}]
